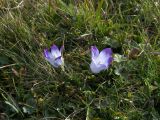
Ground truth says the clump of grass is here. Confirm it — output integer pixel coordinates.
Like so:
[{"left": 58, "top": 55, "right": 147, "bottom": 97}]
[{"left": 0, "top": 0, "right": 160, "bottom": 119}]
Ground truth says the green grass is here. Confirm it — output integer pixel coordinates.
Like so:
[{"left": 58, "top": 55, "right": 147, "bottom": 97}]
[{"left": 0, "top": 0, "right": 160, "bottom": 119}]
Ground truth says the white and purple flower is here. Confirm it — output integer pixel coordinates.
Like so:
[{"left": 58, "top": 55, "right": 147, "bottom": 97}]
[
  {"left": 44, "top": 44, "right": 64, "bottom": 68},
  {"left": 90, "top": 46, "right": 113, "bottom": 74}
]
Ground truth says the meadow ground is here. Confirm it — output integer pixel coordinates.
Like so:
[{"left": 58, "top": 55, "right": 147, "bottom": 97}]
[{"left": 0, "top": 0, "right": 160, "bottom": 120}]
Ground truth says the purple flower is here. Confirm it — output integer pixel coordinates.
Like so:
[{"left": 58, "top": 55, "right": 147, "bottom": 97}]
[
  {"left": 90, "top": 46, "right": 113, "bottom": 73},
  {"left": 44, "top": 44, "right": 64, "bottom": 68}
]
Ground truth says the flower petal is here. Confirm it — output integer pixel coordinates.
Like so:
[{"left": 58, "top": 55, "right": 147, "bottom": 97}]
[
  {"left": 60, "top": 45, "right": 64, "bottom": 53},
  {"left": 90, "top": 61, "right": 107, "bottom": 74},
  {"left": 45, "top": 56, "right": 62, "bottom": 68},
  {"left": 44, "top": 49, "right": 53, "bottom": 59},
  {"left": 91, "top": 46, "right": 99, "bottom": 60},
  {"left": 108, "top": 56, "right": 113, "bottom": 65},
  {"left": 97, "top": 48, "right": 112, "bottom": 67},
  {"left": 53, "top": 56, "right": 63, "bottom": 68},
  {"left": 51, "top": 45, "right": 61, "bottom": 58}
]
